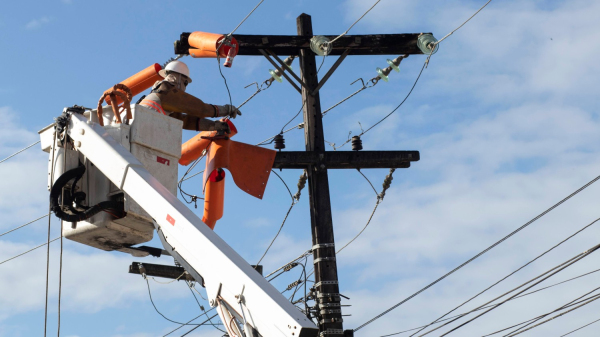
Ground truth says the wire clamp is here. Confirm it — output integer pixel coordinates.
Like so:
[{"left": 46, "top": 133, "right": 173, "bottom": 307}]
[
  {"left": 314, "top": 280, "right": 338, "bottom": 289},
  {"left": 320, "top": 308, "right": 342, "bottom": 315},
  {"left": 312, "top": 243, "right": 335, "bottom": 250},
  {"left": 319, "top": 318, "right": 344, "bottom": 325},
  {"left": 314, "top": 257, "right": 336, "bottom": 264},
  {"left": 320, "top": 328, "right": 344, "bottom": 336}
]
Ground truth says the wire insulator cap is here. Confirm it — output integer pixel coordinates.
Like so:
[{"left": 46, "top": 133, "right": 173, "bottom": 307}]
[
  {"left": 274, "top": 133, "right": 285, "bottom": 151},
  {"left": 351, "top": 135, "right": 363, "bottom": 151}
]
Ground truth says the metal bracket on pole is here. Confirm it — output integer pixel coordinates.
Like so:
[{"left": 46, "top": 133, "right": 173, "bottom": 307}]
[
  {"left": 266, "top": 49, "right": 311, "bottom": 90},
  {"left": 312, "top": 49, "right": 350, "bottom": 96},
  {"left": 259, "top": 49, "right": 304, "bottom": 94}
]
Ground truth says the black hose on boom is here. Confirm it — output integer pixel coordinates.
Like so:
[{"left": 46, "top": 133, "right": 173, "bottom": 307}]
[{"left": 50, "top": 166, "right": 123, "bottom": 222}]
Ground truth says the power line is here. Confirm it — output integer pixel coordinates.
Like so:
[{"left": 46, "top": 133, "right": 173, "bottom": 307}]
[
  {"left": 407, "top": 216, "right": 600, "bottom": 337},
  {"left": 0, "top": 141, "right": 40, "bottom": 165},
  {"left": 179, "top": 312, "right": 221, "bottom": 337},
  {"left": 227, "top": 0, "right": 265, "bottom": 37},
  {"left": 505, "top": 293, "right": 600, "bottom": 337},
  {"left": 0, "top": 237, "right": 60, "bottom": 266},
  {"left": 256, "top": 56, "right": 326, "bottom": 147},
  {"left": 559, "top": 316, "right": 600, "bottom": 336},
  {"left": 44, "top": 132, "right": 57, "bottom": 337},
  {"left": 327, "top": 0, "right": 382, "bottom": 46},
  {"left": 0, "top": 214, "right": 48, "bottom": 238},
  {"left": 256, "top": 170, "right": 306, "bottom": 266},
  {"left": 432, "top": 242, "right": 600, "bottom": 336},
  {"left": 353, "top": 172, "right": 600, "bottom": 332},
  {"left": 482, "top": 290, "right": 600, "bottom": 337},
  {"left": 186, "top": 281, "right": 226, "bottom": 333},
  {"left": 434, "top": 0, "right": 495, "bottom": 47},
  {"left": 161, "top": 311, "right": 219, "bottom": 337},
  {"left": 500, "top": 286, "right": 600, "bottom": 336},
  {"left": 332, "top": 59, "right": 428, "bottom": 150},
  {"left": 144, "top": 278, "right": 208, "bottom": 326},
  {"left": 336, "top": 169, "right": 394, "bottom": 254},
  {"left": 380, "top": 267, "right": 600, "bottom": 336}
]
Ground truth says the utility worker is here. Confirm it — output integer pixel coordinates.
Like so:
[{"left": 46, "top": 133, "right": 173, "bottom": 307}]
[{"left": 140, "top": 60, "right": 241, "bottom": 131}]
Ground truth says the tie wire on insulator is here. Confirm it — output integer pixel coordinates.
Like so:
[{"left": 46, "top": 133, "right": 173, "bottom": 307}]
[{"left": 236, "top": 56, "right": 296, "bottom": 110}]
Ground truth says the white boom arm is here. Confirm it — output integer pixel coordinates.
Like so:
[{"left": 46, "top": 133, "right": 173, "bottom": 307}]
[{"left": 66, "top": 113, "right": 318, "bottom": 337}]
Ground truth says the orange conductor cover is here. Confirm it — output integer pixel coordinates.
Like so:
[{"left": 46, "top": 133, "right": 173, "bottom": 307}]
[
  {"left": 179, "top": 119, "right": 238, "bottom": 166},
  {"left": 202, "top": 169, "right": 225, "bottom": 229},
  {"left": 188, "top": 31, "right": 239, "bottom": 58},
  {"left": 103, "top": 63, "right": 163, "bottom": 105}
]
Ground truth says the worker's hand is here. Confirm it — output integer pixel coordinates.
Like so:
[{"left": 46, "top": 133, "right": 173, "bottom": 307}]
[{"left": 216, "top": 104, "right": 242, "bottom": 119}]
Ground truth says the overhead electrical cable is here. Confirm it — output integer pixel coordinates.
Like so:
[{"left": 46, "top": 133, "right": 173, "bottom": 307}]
[
  {"left": 505, "top": 294, "right": 600, "bottom": 337},
  {"left": 427, "top": 242, "right": 600, "bottom": 337},
  {"left": 327, "top": 0, "right": 382, "bottom": 46},
  {"left": 257, "top": 56, "right": 326, "bottom": 146},
  {"left": 434, "top": 0, "right": 495, "bottom": 47},
  {"left": 144, "top": 278, "right": 209, "bottom": 326},
  {"left": 332, "top": 60, "right": 427, "bottom": 150},
  {"left": 226, "top": 0, "right": 265, "bottom": 37},
  {"left": 57, "top": 124, "right": 69, "bottom": 337},
  {"left": 179, "top": 312, "right": 221, "bottom": 337},
  {"left": 353, "top": 172, "right": 600, "bottom": 332},
  {"left": 0, "top": 237, "right": 60, "bottom": 266},
  {"left": 559, "top": 316, "right": 600, "bottom": 336},
  {"left": 161, "top": 311, "right": 218, "bottom": 337},
  {"left": 501, "top": 286, "right": 600, "bottom": 336},
  {"left": 186, "top": 281, "right": 226, "bottom": 333},
  {"left": 380, "top": 267, "right": 600, "bottom": 336},
  {"left": 0, "top": 214, "right": 48, "bottom": 238},
  {"left": 483, "top": 286, "right": 600, "bottom": 336},
  {"left": 44, "top": 132, "right": 57, "bottom": 337},
  {"left": 332, "top": 0, "right": 495, "bottom": 149},
  {"left": 407, "top": 216, "right": 600, "bottom": 337},
  {"left": 336, "top": 169, "right": 394, "bottom": 254},
  {"left": 0, "top": 141, "right": 40, "bottom": 165},
  {"left": 256, "top": 170, "right": 307, "bottom": 266}
]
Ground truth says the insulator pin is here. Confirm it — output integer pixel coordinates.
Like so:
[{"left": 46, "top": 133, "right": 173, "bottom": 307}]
[
  {"left": 351, "top": 135, "right": 363, "bottom": 151},
  {"left": 274, "top": 134, "right": 285, "bottom": 151}
]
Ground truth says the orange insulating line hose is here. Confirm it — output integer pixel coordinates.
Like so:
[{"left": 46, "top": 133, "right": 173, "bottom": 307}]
[
  {"left": 103, "top": 63, "right": 163, "bottom": 105},
  {"left": 179, "top": 119, "right": 238, "bottom": 166},
  {"left": 188, "top": 31, "right": 239, "bottom": 58},
  {"left": 202, "top": 169, "right": 226, "bottom": 230}
]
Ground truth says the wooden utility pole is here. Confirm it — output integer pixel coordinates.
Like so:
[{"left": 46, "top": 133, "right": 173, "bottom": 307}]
[
  {"left": 297, "top": 13, "right": 344, "bottom": 336},
  {"left": 175, "top": 13, "right": 426, "bottom": 336}
]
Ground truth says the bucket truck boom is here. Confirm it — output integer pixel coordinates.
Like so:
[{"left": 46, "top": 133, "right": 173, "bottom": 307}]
[{"left": 55, "top": 111, "right": 317, "bottom": 337}]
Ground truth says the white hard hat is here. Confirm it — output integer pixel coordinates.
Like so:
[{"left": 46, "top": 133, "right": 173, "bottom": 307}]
[{"left": 159, "top": 60, "right": 192, "bottom": 83}]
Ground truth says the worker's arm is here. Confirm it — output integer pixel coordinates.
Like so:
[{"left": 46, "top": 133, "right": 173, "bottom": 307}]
[
  {"left": 170, "top": 112, "right": 213, "bottom": 131},
  {"left": 157, "top": 84, "right": 217, "bottom": 119}
]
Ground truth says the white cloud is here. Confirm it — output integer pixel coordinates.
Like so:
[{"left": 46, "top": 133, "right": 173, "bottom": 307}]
[
  {"left": 25, "top": 17, "right": 51, "bottom": 30},
  {"left": 326, "top": 1, "right": 600, "bottom": 335}
]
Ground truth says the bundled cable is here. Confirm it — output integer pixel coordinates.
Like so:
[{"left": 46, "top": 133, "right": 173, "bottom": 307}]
[{"left": 50, "top": 166, "right": 123, "bottom": 222}]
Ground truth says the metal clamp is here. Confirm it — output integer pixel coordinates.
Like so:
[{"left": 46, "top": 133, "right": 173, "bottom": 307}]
[
  {"left": 320, "top": 318, "right": 343, "bottom": 325},
  {"left": 319, "top": 303, "right": 341, "bottom": 308},
  {"left": 314, "top": 280, "right": 338, "bottom": 288},
  {"left": 320, "top": 329, "right": 344, "bottom": 336},
  {"left": 312, "top": 243, "right": 335, "bottom": 250},
  {"left": 314, "top": 257, "right": 336, "bottom": 264}
]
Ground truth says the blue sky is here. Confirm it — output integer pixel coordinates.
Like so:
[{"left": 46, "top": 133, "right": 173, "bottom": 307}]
[{"left": 2, "top": 0, "right": 600, "bottom": 336}]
